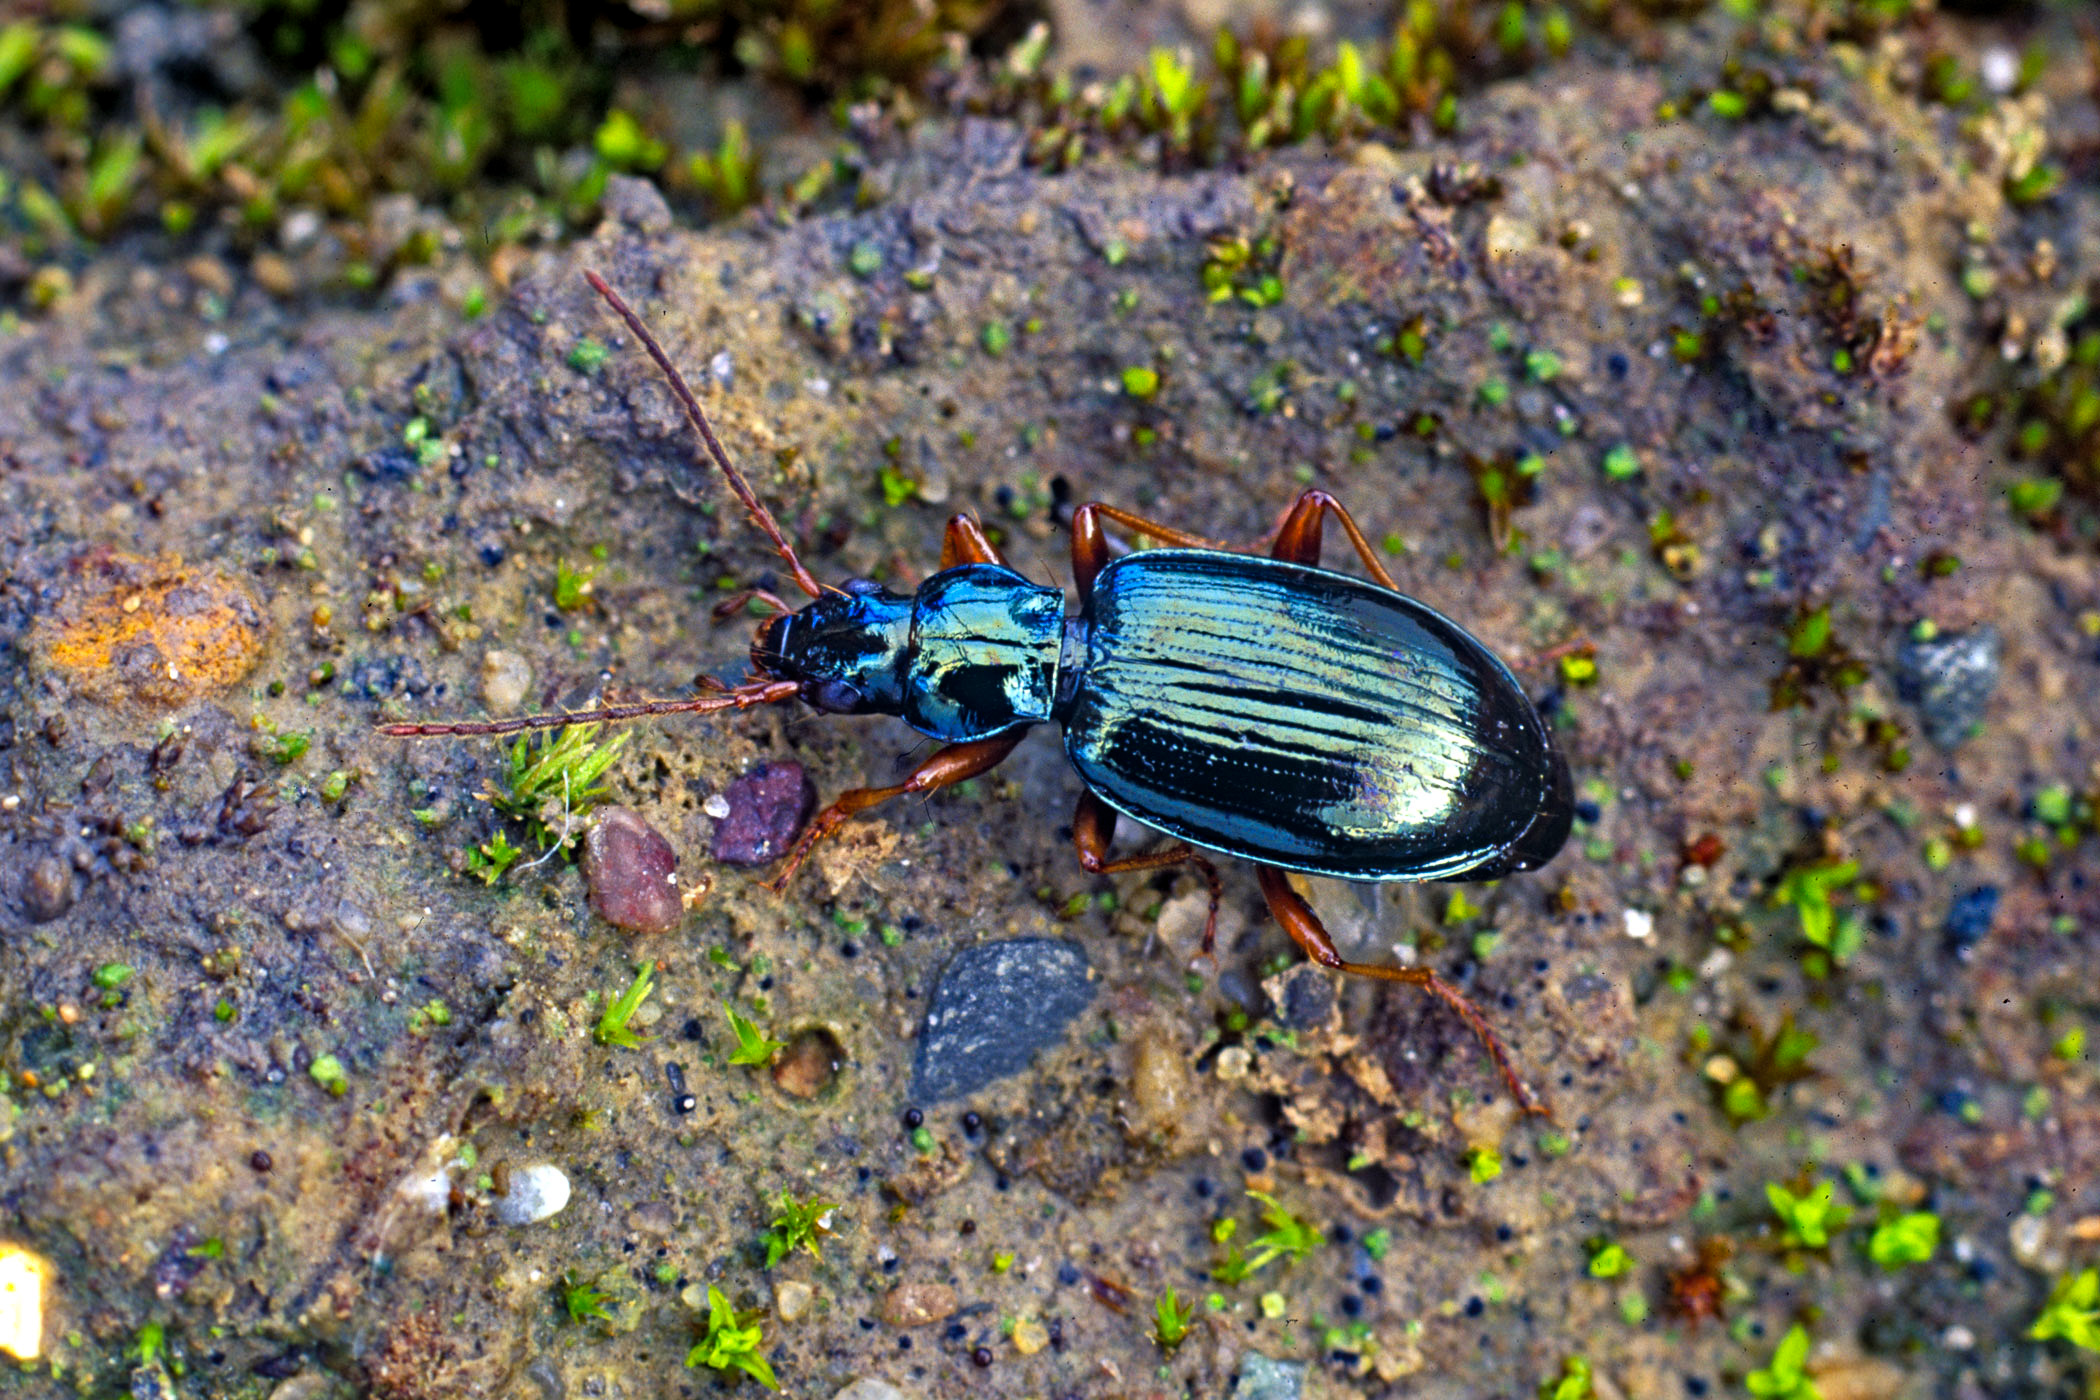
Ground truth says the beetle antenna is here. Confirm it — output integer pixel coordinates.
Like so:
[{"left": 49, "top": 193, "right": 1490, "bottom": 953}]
[
  {"left": 377, "top": 679, "right": 802, "bottom": 738},
  {"left": 583, "top": 270, "right": 824, "bottom": 601}
]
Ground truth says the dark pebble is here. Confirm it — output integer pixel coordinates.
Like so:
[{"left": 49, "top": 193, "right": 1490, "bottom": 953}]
[
  {"left": 250, "top": 1150, "right": 273, "bottom": 1172},
  {"left": 1944, "top": 885, "right": 2000, "bottom": 956},
  {"left": 709, "top": 762, "right": 817, "bottom": 867},
  {"left": 581, "top": 807, "right": 686, "bottom": 934},
  {"left": 1274, "top": 964, "right": 1335, "bottom": 1030},
  {"left": 910, "top": 938, "right": 1095, "bottom": 1102},
  {"left": 971, "top": 1347, "right": 994, "bottom": 1368},
  {"left": 1895, "top": 625, "right": 2000, "bottom": 749}
]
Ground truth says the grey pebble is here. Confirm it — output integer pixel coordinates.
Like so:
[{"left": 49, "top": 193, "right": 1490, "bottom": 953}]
[
  {"left": 911, "top": 939, "right": 1094, "bottom": 1102},
  {"left": 1232, "top": 1352, "right": 1306, "bottom": 1400},
  {"left": 1895, "top": 625, "right": 2000, "bottom": 749}
]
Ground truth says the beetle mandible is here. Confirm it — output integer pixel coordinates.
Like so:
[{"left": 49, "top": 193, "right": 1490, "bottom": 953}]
[{"left": 385, "top": 271, "right": 1574, "bottom": 1111}]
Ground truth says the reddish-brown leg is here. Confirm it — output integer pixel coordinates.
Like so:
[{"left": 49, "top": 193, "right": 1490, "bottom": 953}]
[
  {"left": 766, "top": 732, "right": 1024, "bottom": 893},
  {"left": 1268, "top": 489, "right": 1401, "bottom": 588},
  {"left": 1255, "top": 866, "right": 1544, "bottom": 1114},
  {"left": 1072, "top": 791, "right": 1222, "bottom": 956},
  {"left": 941, "top": 514, "right": 1007, "bottom": 569},
  {"left": 1070, "top": 502, "right": 1228, "bottom": 608},
  {"left": 710, "top": 588, "right": 795, "bottom": 621}
]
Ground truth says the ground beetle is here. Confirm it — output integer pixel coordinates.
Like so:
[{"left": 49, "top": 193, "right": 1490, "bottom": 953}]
[{"left": 386, "top": 272, "right": 1574, "bottom": 1110}]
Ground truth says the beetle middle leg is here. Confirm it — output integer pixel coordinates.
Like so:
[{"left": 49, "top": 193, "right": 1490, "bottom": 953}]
[
  {"left": 1070, "top": 502, "right": 1229, "bottom": 607},
  {"left": 766, "top": 732, "right": 1025, "bottom": 893},
  {"left": 1071, "top": 791, "right": 1222, "bottom": 956},
  {"left": 1267, "top": 488, "right": 1402, "bottom": 588},
  {"left": 1254, "top": 866, "right": 1544, "bottom": 1115}
]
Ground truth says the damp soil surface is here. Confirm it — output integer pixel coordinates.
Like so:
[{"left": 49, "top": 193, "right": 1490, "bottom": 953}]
[{"left": 4, "top": 15, "right": 2100, "bottom": 1400}]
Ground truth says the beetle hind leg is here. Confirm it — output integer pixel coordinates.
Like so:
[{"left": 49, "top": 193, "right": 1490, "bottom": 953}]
[
  {"left": 1255, "top": 866, "right": 1544, "bottom": 1115},
  {"left": 1073, "top": 792, "right": 1222, "bottom": 959}
]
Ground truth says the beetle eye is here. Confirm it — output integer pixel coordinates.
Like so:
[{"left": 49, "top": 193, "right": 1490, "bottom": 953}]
[
  {"left": 805, "top": 679, "right": 865, "bottom": 714},
  {"left": 839, "top": 576, "right": 883, "bottom": 597}
]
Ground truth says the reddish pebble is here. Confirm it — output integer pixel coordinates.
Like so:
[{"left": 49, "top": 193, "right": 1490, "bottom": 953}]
[
  {"left": 582, "top": 807, "right": 685, "bottom": 934},
  {"left": 709, "top": 762, "right": 816, "bottom": 866}
]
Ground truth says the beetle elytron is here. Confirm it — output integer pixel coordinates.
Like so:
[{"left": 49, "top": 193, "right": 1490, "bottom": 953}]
[{"left": 385, "top": 272, "right": 1573, "bottom": 1110}]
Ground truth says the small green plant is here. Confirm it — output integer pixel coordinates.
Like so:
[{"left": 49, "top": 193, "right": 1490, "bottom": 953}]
[
  {"left": 1539, "top": 1355, "right": 1593, "bottom": 1400},
  {"left": 562, "top": 1271, "right": 615, "bottom": 1325},
  {"left": 1153, "top": 1286, "right": 1196, "bottom": 1350},
  {"left": 489, "top": 723, "right": 629, "bottom": 849},
  {"left": 2009, "top": 475, "right": 2064, "bottom": 520},
  {"left": 1143, "top": 46, "right": 1208, "bottom": 145},
  {"left": 1766, "top": 1180, "right": 1852, "bottom": 1250},
  {"left": 761, "top": 1191, "right": 839, "bottom": 1267},
  {"left": 309, "top": 1053, "right": 348, "bottom": 1096},
  {"left": 2030, "top": 1268, "right": 2100, "bottom": 1352},
  {"left": 685, "top": 1285, "right": 779, "bottom": 1390},
  {"left": 1586, "top": 1241, "right": 1633, "bottom": 1279},
  {"left": 465, "top": 829, "right": 525, "bottom": 884},
  {"left": 1243, "top": 1191, "right": 1321, "bottom": 1272},
  {"left": 1772, "top": 859, "right": 1861, "bottom": 978},
  {"left": 689, "top": 120, "right": 758, "bottom": 213},
  {"left": 725, "top": 1004, "right": 784, "bottom": 1068},
  {"left": 595, "top": 962, "right": 656, "bottom": 1049},
  {"left": 553, "top": 559, "right": 597, "bottom": 611},
  {"left": 1747, "top": 1324, "right": 1818, "bottom": 1398},
  {"left": 1867, "top": 1211, "right": 1940, "bottom": 1270},
  {"left": 263, "top": 731, "right": 311, "bottom": 765},
  {"left": 1122, "top": 365, "right": 1161, "bottom": 398},
  {"left": 567, "top": 337, "right": 612, "bottom": 374},
  {"left": 1467, "top": 1145, "right": 1503, "bottom": 1184}
]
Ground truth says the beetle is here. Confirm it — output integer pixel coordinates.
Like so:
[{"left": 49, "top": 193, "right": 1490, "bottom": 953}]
[{"left": 385, "top": 271, "right": 1573, "bottom": 1110}]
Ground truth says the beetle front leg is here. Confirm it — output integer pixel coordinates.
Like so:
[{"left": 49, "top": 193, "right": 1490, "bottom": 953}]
[
  {"left": 1072, "top": 791, "right": 1221, "bottom": 956},
  {"left": 940, "top": 514, "right": 1007, "bottom": 569},
  {"left": 1254, "top": 866, "right": 1544, "bottom": 1115},
  {"left": 766, "top": 732, "right": 1025, "bottom": 894}
]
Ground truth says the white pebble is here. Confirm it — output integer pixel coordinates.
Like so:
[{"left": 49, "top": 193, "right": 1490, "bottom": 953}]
[
  {"left": 703, "top": 793, "right": 732, "bottom": 819},
  {"left": 495, "top": 1163, "right": 571, "bottom": 1225},
  {"left": 1981, "top": 47, "right": 2019, "bottom": 95},
  {"left": 1623, "top": 908, "right": 1654, "bottom": 941}
]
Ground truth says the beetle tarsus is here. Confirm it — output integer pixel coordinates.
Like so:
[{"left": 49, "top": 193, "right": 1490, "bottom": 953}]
[{"left": 1255, "top": 865, "right": 1545, "bottom": 1115}]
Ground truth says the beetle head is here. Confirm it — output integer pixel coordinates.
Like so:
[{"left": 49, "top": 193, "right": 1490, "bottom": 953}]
[{"left": 750, "top": 578, "right": 912, "bottom": 716}]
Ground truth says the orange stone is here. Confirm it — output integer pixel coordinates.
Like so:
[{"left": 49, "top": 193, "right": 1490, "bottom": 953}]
[{"left": 34, "top": 552, "right": 265, "bottom": 707}]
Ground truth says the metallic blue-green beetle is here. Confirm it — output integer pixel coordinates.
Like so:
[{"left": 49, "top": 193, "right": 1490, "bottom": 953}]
[{"left": 387, "top": 273, "right": 1573, "bottom": 1110}]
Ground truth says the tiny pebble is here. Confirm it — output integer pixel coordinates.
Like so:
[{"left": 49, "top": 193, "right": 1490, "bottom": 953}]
[
  {"left": 777, "top": 1280, "right": 814, "bottom": 1322},
  {"left": 710, "top": 762, "right": 817, "bottom": 866},
  {"left": 582, "top": 808, "right": 685, "bottom": 934},
  {"left": 829, "top": 1383, "right": 907, "bottom": 1400},
  {"left": 703, "top": 793, "right": 731, "bottom": 819},
  {"left": 494, "top": 1163, "right": 570, "bottom": 1225},
  {"left": 881, "top": 1282, "right": 957, "bottom": 1329},
  {"left": 1010, "top": 1317, "right": 1049, "bottom": 1355},
  {"left": 1623, "top": 908, "right": 1654, "bottom": 941},
  {"left": 479, "top": 649, "right": 532, "bottom": 711}
]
